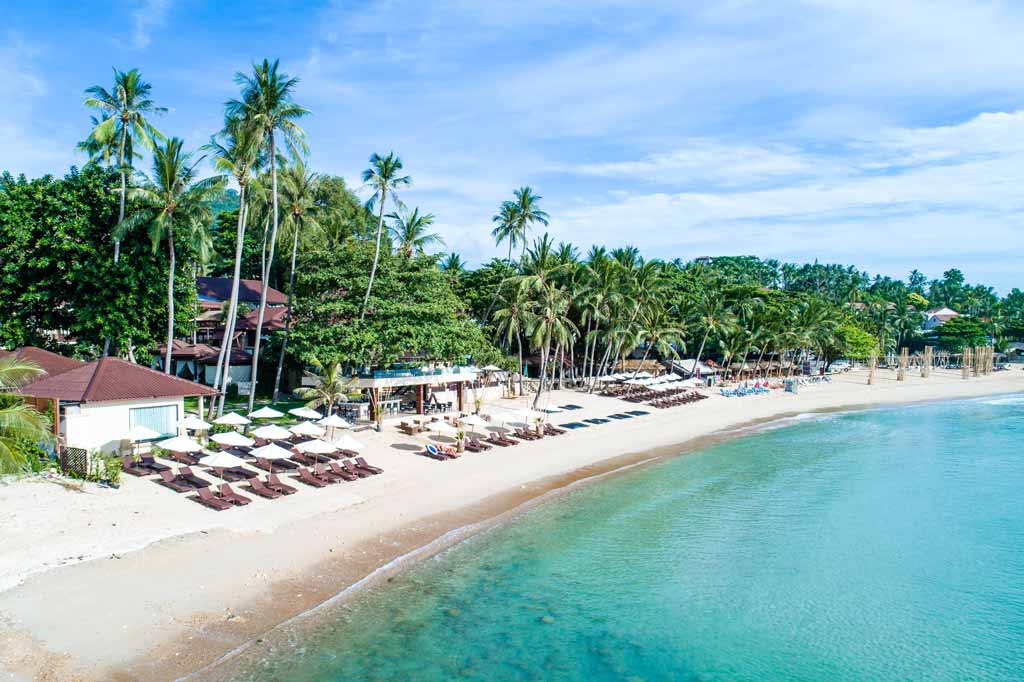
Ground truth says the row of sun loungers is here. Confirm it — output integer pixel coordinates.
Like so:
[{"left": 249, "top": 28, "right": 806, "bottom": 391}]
[
  {"left": 649, "top": 392, "right": 709, "bottom": 408},
  {"left": 417, "top": 422, "right": 568, "bottom": 460}
]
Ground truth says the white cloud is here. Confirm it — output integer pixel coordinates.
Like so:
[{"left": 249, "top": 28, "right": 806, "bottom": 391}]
[{"left": 131, "top": 0, "right": 172, "bottom": 49}]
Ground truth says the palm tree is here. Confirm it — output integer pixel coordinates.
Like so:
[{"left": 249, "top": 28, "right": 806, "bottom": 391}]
[
  {"left": 293, "top": 359, "right": 351, "bottom": 416},
  {"left": 203, "top": 115, "right": 262, "bottom": 417},
  {"left": 687, "top": 286, "right": 739, "bottom": 374},
  {"left": 83, "top": 68, "right": 166, "bottom": 264},
  {"left": 439, "top": 253, "right": 465, "bottom": 276},
  {"left": 361, "top": 152, "right": 412, "bottom": 320},
  {"left": 511, "top": 187, "right": 549, "bottom": 259},
  {"left": 387, "top": 207, "right": 443, "bottom": 257},
  {"left": 117, "top": 137, "right": 225, "bottom": 374},
  {"left": 0, "top": 358, "right": 52, "bottom": 475},
  {"left": 77, "top": 115, "right": 124, "bottom": 167},
  {"left": 492, "top": 286, "right": 531, "bottom": 396},
  {"left": 272, "top": 161, "right": 322, "bottom": 402},
  {"left": 227, "top": 58, "right": 309, "bottom": 412},
  {"left": 525, "top": 284, "right": 578, "bottom": 408},
  {"left": 491, "top": 201, "right": 523, "bottom": 265},
  {"left": 633, "top": 303, "right": 684, "bottom": 374}
]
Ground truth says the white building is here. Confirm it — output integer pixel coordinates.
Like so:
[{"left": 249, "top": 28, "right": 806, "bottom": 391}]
[
  {"left": 923, "top": 307, "right": 960, "bottom": 331},
  {"left": 20, "top": 356, "right": 216, "bottom": 454}
]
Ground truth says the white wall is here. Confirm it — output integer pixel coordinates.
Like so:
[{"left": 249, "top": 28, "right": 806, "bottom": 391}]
[{"left": 63, "top": 398, "right": 183, "bottom": 454}]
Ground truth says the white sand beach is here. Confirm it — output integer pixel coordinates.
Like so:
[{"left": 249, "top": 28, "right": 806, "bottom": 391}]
[{"left": 1, "top": 368, "right": 1022, "bottom": 682}]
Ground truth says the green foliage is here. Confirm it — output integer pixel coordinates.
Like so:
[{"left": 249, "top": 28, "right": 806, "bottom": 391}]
[
  {"left": 836, "top": 323, "right": 878, "bottom": 359},
  {"left": 455, "top": 259, "right": 518, "bottom": 324},
  {"left": 907, "top": 292, "right": 929, "bottom": 309},
  {"left": 935, "top": 316, "right": 989, "bottom": 352},
  {"left": 290, "top": 240, "right": 502, "bottom": 368},
  {"left": 0, "top": 165, "right": 197, "bottom": 355},
  {"left": 86, "top": 450, "right": 122, "bottom": 484}
]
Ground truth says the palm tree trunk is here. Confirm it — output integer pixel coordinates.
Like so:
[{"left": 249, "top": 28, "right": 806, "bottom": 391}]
[
  {"left": 209, "top": 186, "right": 247, "bottom": 419},
  {"left": 516, "top": 333, "right": 524, "bottom": 396},
  {"left": 164, "top": 227, "right": 176, "bottom": 375},
  {"left": 532, "top": 341, "right": 549, "bottom": 409},
  {"left": 361, "top": 188, "right": 387, "bottom": 321},
  {"left": 483, "top": 240, "right": 514, "bottom": 324},
  {"left": 103, "top": 128, "right": 130, "bottom": 358},
  {"left": 272, "top": 226, "right": 300, "bottom": 401},
  {"left": 247, "top": 130, "right": 280, "bottom": 413}
]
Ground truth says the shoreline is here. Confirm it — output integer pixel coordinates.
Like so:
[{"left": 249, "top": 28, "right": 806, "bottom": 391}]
[{"left": 1, "top": 369, "right": 1021, "bottom": 682}]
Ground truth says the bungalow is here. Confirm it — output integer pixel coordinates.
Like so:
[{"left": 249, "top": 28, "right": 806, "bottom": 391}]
[
  {"left": 19, "top": 356, "right": 215, "bottom": 454},
  {"left": 924, "top": 307, "right": 960, "bottom": 331}
]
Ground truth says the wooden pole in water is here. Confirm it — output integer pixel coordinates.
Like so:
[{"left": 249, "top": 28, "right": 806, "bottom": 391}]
[
  {"left": 868, "top": 350, "right": 877, "bottom": 385},
  {"left": 921, "top": 346, "right": 932, "bottom": 379},
  {"left": 897, "top": 347, "right": 908, "bottom": 382},
  {"left": 962, "top": 348, "right": 972, "bottom": 380}
]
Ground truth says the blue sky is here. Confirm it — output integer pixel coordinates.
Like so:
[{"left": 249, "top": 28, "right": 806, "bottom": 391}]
[{"left": 5, "top": 1, "right": 1024, "bottom": 292}]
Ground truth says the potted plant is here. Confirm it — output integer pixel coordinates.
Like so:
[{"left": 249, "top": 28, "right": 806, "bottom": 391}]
[{"left": 457, "top": 429, "right": 466, "bottom": 453}]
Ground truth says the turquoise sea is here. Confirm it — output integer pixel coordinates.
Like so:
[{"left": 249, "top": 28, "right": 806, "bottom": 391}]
[{"left": 217, "top": 395, "right": 1024, "bottom": 681}]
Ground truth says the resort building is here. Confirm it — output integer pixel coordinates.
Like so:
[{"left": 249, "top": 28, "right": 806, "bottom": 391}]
[
  {"left": 19, "top": 356, "right": 215, "bottom": 455},
  {"left": 923, "top": 307, "right": 960, "bottom": 330},
  {"left": 345, "top": 366, "right": 481, "bottom": 421},
  {"left": 0, "top": 346, "right": 85, "bottom": 378}
]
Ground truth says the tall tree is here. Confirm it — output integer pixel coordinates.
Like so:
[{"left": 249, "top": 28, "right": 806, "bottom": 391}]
[
  {"left": 117, "top": 138, "right": 225, "bottom": 374},
  {"left": 272, "top": 161, "right": 322, "bottom": 401},
  {"left": 511, "top": 186, "right": 549, "bottom": 259},
  {"left": 83, "top": 68, "right": 166, "bottom": 264},
  {"left": 203, "top": 116, "right": 261, "bottom": 417},
  {"left": 361, "top": 151, "right": 412, "bottom": 320},
  {"left": 387, "top": 207, "right": 443, "bottom": 257},
  {"left": 227, "top": 58, "right": 309, "bottom": 412}
]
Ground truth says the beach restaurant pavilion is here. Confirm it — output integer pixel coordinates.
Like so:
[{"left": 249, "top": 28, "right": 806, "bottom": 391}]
[
  {"left": 18, "top": 356, "right": 216, "bottom": 455},
  {"left": 347, "top": 365, "right": 479, "bottom": 421}
]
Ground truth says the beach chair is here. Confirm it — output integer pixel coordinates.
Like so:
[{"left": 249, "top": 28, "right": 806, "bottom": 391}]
[
  {"left": 245, "top": 478, "right": 282, "bottom": 499},
  {"left": 156, "top": 470, "right": 192, "bottom": 493},
  {"left": 189, "top": 486, "right": 232, "bottom": 511},
  {"left": 543, "top": 423, "right": 567, "bottom": 435},
  {"left": 139, "top": 456, "right": 171, "bottom": 474},
  {"left": 340, "top": 459, "right": 372, "bottom": 478},
  {"left": 421, "top": 445, "right": 448, "bottom": 460},
  {"left": 167, "top": 451, "right": 199, "bottom": 465},
  {"left": 312, "top": 462, "right": 345, "bottom": 483},
  {"left": 328, "top": 461, "right": 360, "bottom": 481},
  {"left": 217, "top": 483, "right": 252, "bottom": 506},
  {"left": 266, "top": 474, "right": 298, "bottom": 495},
  {"left": 178, "top": 467, "right": 212, "bottom": 489},
  {"left": 121, "top": 456, "right": 151, "bottom": 477},
  {"left": 354, "top": 456, "right": 384, "bottom": 474},
  {"left": 467, "top": 438, "right": 492, "bottom": 452},
  {"left": 292, "top": 466, "right": 329, "bottom": 487}
]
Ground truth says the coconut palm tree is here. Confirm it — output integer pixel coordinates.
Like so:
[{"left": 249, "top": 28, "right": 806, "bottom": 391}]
[
  {"left": 116, "top": 137, "right": 225, "bottom": 374},
  {"left": 633, "top": 303, "right": 685, "bottom": 374},
  {"left": 439, "top": 253, "right": 465, "bottom": 276},
  {"left": 272, "top": 161, "right": 322, "bottom": 402},
  {"left": 387, "top": 207, "right": 443, "bottom": 257},
  {"left": 226, "top": 58, "right": 309, "bottom": 412},
  {"left": 491, "top": 201, "right": 523, "bottom": 266},
  {"left": 361, "top": 151, "right": 412, "bottom": 320},
  {"left": 83, "top": 68, "right": 166, "bottom": 264},
  {"left": 687, "top": 285, "right": 739, "bottom": 374},
  {"left": 511, "top": 187, "right": 549, "bottom": 259},
  {"left": 525, "top": 284, "right": 578, "bottom": 408},
  {"left": 294, "top": 359, "right": 351, "bottom": 416},
  {"left": 492, "top": 286, "right": 531, "bottom": 396},
  {"left": 0, "top": 358, "right": 53, "bottom": 475},
  {"left": 203, "top": 116, "right": 262, "bottom": 417}
]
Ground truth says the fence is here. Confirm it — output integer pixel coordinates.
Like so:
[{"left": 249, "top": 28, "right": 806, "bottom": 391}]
[{"left": 59, "top": 446, "right": 89, "bottom": 477}]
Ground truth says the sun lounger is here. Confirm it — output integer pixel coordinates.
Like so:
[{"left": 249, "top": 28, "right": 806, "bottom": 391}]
[
  {"left": 485, "top": 433, "right": 510, "bottom": 447},
  {"left": 212, "top": 466, "right": 259, "bottom": 482},
  {"left": 139, "top": 456, "right": 171, "bottom": 474},
  {"left": 292, "top": 467, "right": 329, "bottom": 487},
  {"left": 466, "top": 438, "right": 492, "bottom": 452},
  {"left": 217, "top": 483, "right": 252, "bottom": 506},
  {"left": 326, "top": 461, "right": 359, "bottom": 481},
  {"left": 245, "top": 478, "right": 282, "bottom": 499},
  {"left": 177, "top": 467, "right": 212, "bottom": 488},
  {"left": 157, "top": 469, "right": 192, "bottom": 493},
  {"left": 514, "top": 428, "right": 541, "bottom": 440},
  {"left": 121, "top": 456, "right": 151, "bottom": 477},
  {"left": 340, "top": 459, "right": 372, "bottom": 478},
  {"left": 464, "top": 439, "right": 486, "bottom": 453},
  {"left": 421, "top": 445, "right": 448, "bottom": 460},
  {"left": 189, "top": 486, "right": 233, "bottom": 511},
  {"left": 354, "top": 456, "right": 383, "bottom": 474},
  {"left": 313, "top": 462, "right": 345, "bottom": 483},
  {"left": 166, "top": 450, "right": 199, "bottom": 465},
  {"left": 254, "top": 457, "right": 299, "bottom": 472},
  {"left": 543, "top": 423, "right": 567, "bottom": 435},
  {"left": 265, "top": 474, "right": 298, "bottom": 495}
]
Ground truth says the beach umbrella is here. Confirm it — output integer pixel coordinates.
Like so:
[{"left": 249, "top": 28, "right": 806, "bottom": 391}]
[
  {"left": 289, "top": 406, "right": 322, "bottom": 420},
  {"left": 289, "top": 420, "right": 325, "bottom": 437},
  {"left": 333, "top": 433, "right": 365, "bottom": 451},
  {"left": 210, "top": 431, "right": 255, "bottom": 448},
  {"left": 178, "top": 414, "right": 212, "bottom": 431},
  {"left": 124, "top": 424, "right": 162, "bottom": 442},
  {"left": 198, "top": 451, "right": 248, "bottom": 469},
  {"left": 249, "top": 406, "right": 285, "bottom": 419},
  {"left": 431, "top": 421, "right": 460, "bottom": 437},
  {"left": 318, "top": 414, "right": 352, "bottom": 428},
  {"left": 294, "top": 438, "right": 337, "bottom": 454},
  {"left": 250, "top": 442, "right": 294, "bottom": 473},
  {"left": 251, "top": 424, "right": 293, "bottom": 441},
  {"left": 459, "top": 414, "right": 488, "bottom": 432},
  {"left": 157, "top": 435, "right": 203, "bottom": 453},
  {"left": 480, "top": 364, "right": 502, "bottom": 371},
  {"left": 214, "top": 411, "right": 250, "bottom": 426}
]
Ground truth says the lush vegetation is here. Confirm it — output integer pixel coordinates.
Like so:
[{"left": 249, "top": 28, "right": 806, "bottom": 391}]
[
  {"left": 0, "top": 358, "right": 52, "bottom": 474},
  {"left": 0, "top": 57, "right": 1022, "bottom": 423}
]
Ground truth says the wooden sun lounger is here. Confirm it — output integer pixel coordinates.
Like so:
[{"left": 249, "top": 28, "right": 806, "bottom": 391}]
[
  {"left": 313, "top": 463, "right": 345, "bottom": 483},
  {"left": 328, "top": 461, "right": 359, "bottom": 481},
  {"left": 121, "top": 456, "right": 151, "bottom": 477},
  {"left": 266, "top": 474, "right": 298, "bottom": 495},
  {"left": 292, "top": 467, "right": 329, "bottom": 488},
  {"left": 543, "top": 424, "right": 567, "bottom": 436},
  {"left": 217, "top": 483, "right": 252, "bottom": 506},
  {"left": 190, "top": 486, "right": 232, "bottom": 511},
  {"left": 354, "top": 457, "right": 383, "bottom": 474},
  {"left": 157, "top": 470, "right": 192, "bottom": 493},
  {"left": 212, "top": 466, "right": 259, "bottom": 482},
  {"left": 139, "top": 456, "right": 170, "bottom": 474},
  {"left": 340, "top": 459, "right": 371, "bottom": 478},
  {"left": 421, "top": 447, "right": 448, "bottom": 460},
  {"left": 178, "top": 467, "right": 211, "bottom": 489},
  {"left": 254, "top": 457, "right": 298, "bottom": 472},
  {"left": 467, "top": 438, "right": 492, "bottom": 452},
  {"left": 245, "top": 478, "right": 282, "bottom": 499},
  {"left": 486, "top": 433, "right": 512, "bottom": 447},
  {"left": 514, "top": 428, "right": 541, "bottom": 441},
  {"left": 167, "top": 450, "right": 199, "bottom": 465}
]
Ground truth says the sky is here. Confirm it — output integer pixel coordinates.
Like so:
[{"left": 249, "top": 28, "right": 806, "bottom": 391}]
[{"left": 4, "top": 0, "right": 1024, "bottom": 293}]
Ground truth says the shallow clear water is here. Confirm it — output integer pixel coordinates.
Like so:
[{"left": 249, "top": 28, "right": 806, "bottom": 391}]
[{"left": 223, "top": 395, "right": 1024, "bottom": 681}]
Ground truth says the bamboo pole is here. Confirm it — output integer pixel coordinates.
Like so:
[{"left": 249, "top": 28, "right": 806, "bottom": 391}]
[
  {"left": 962, "top": 348, "right": 972, "bottom": 380},
  {"left": 921, "top": 346, "right": 932, "bottom": 379},
  {"left": 897, "top": 347, "right": 908, "bottom": 382},
  {"left": 868, "top": 350, "right": 877, "bottom": 385}
]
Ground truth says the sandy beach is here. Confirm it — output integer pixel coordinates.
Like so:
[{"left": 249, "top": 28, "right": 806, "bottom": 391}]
[{"left": 1, "top": 368, "right": 1021, "bottom": 682}]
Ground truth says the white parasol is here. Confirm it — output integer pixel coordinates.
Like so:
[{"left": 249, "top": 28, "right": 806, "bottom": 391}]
[
  {"left": 289, "top": 406, "right": 323, "bottom": 420},
  {"left": 157, "top": 435, "right": 203, "bottom": 453},
  {"left": 210, "top": 431, "right": 255, "bottom": 448},
  {"left": 249, "top": 406, "right": 285, "bottom": 419},
  {"left": 251, "top": 424, "right": 293, "bottom": 441},
  {"left": 213, "top": 411, "right": 250, "bottom": 426}
]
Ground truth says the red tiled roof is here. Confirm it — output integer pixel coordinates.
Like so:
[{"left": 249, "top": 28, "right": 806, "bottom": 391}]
[
  {"left": 19, "top": 357, "right": 216, "bottom": 402},
  {"left": 235, "top": 305, "right": 288, "bottom": 331},
  {"left": 197, "top": 277, "right": 286, "bottom": 306},
  {"left": 0, "top": 347, "right": 85, "bottom": 378}
]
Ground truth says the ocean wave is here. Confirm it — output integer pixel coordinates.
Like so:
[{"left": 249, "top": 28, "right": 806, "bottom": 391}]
[{"left": 981, "top": 395, "right": 1024, "bottom": 406}]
